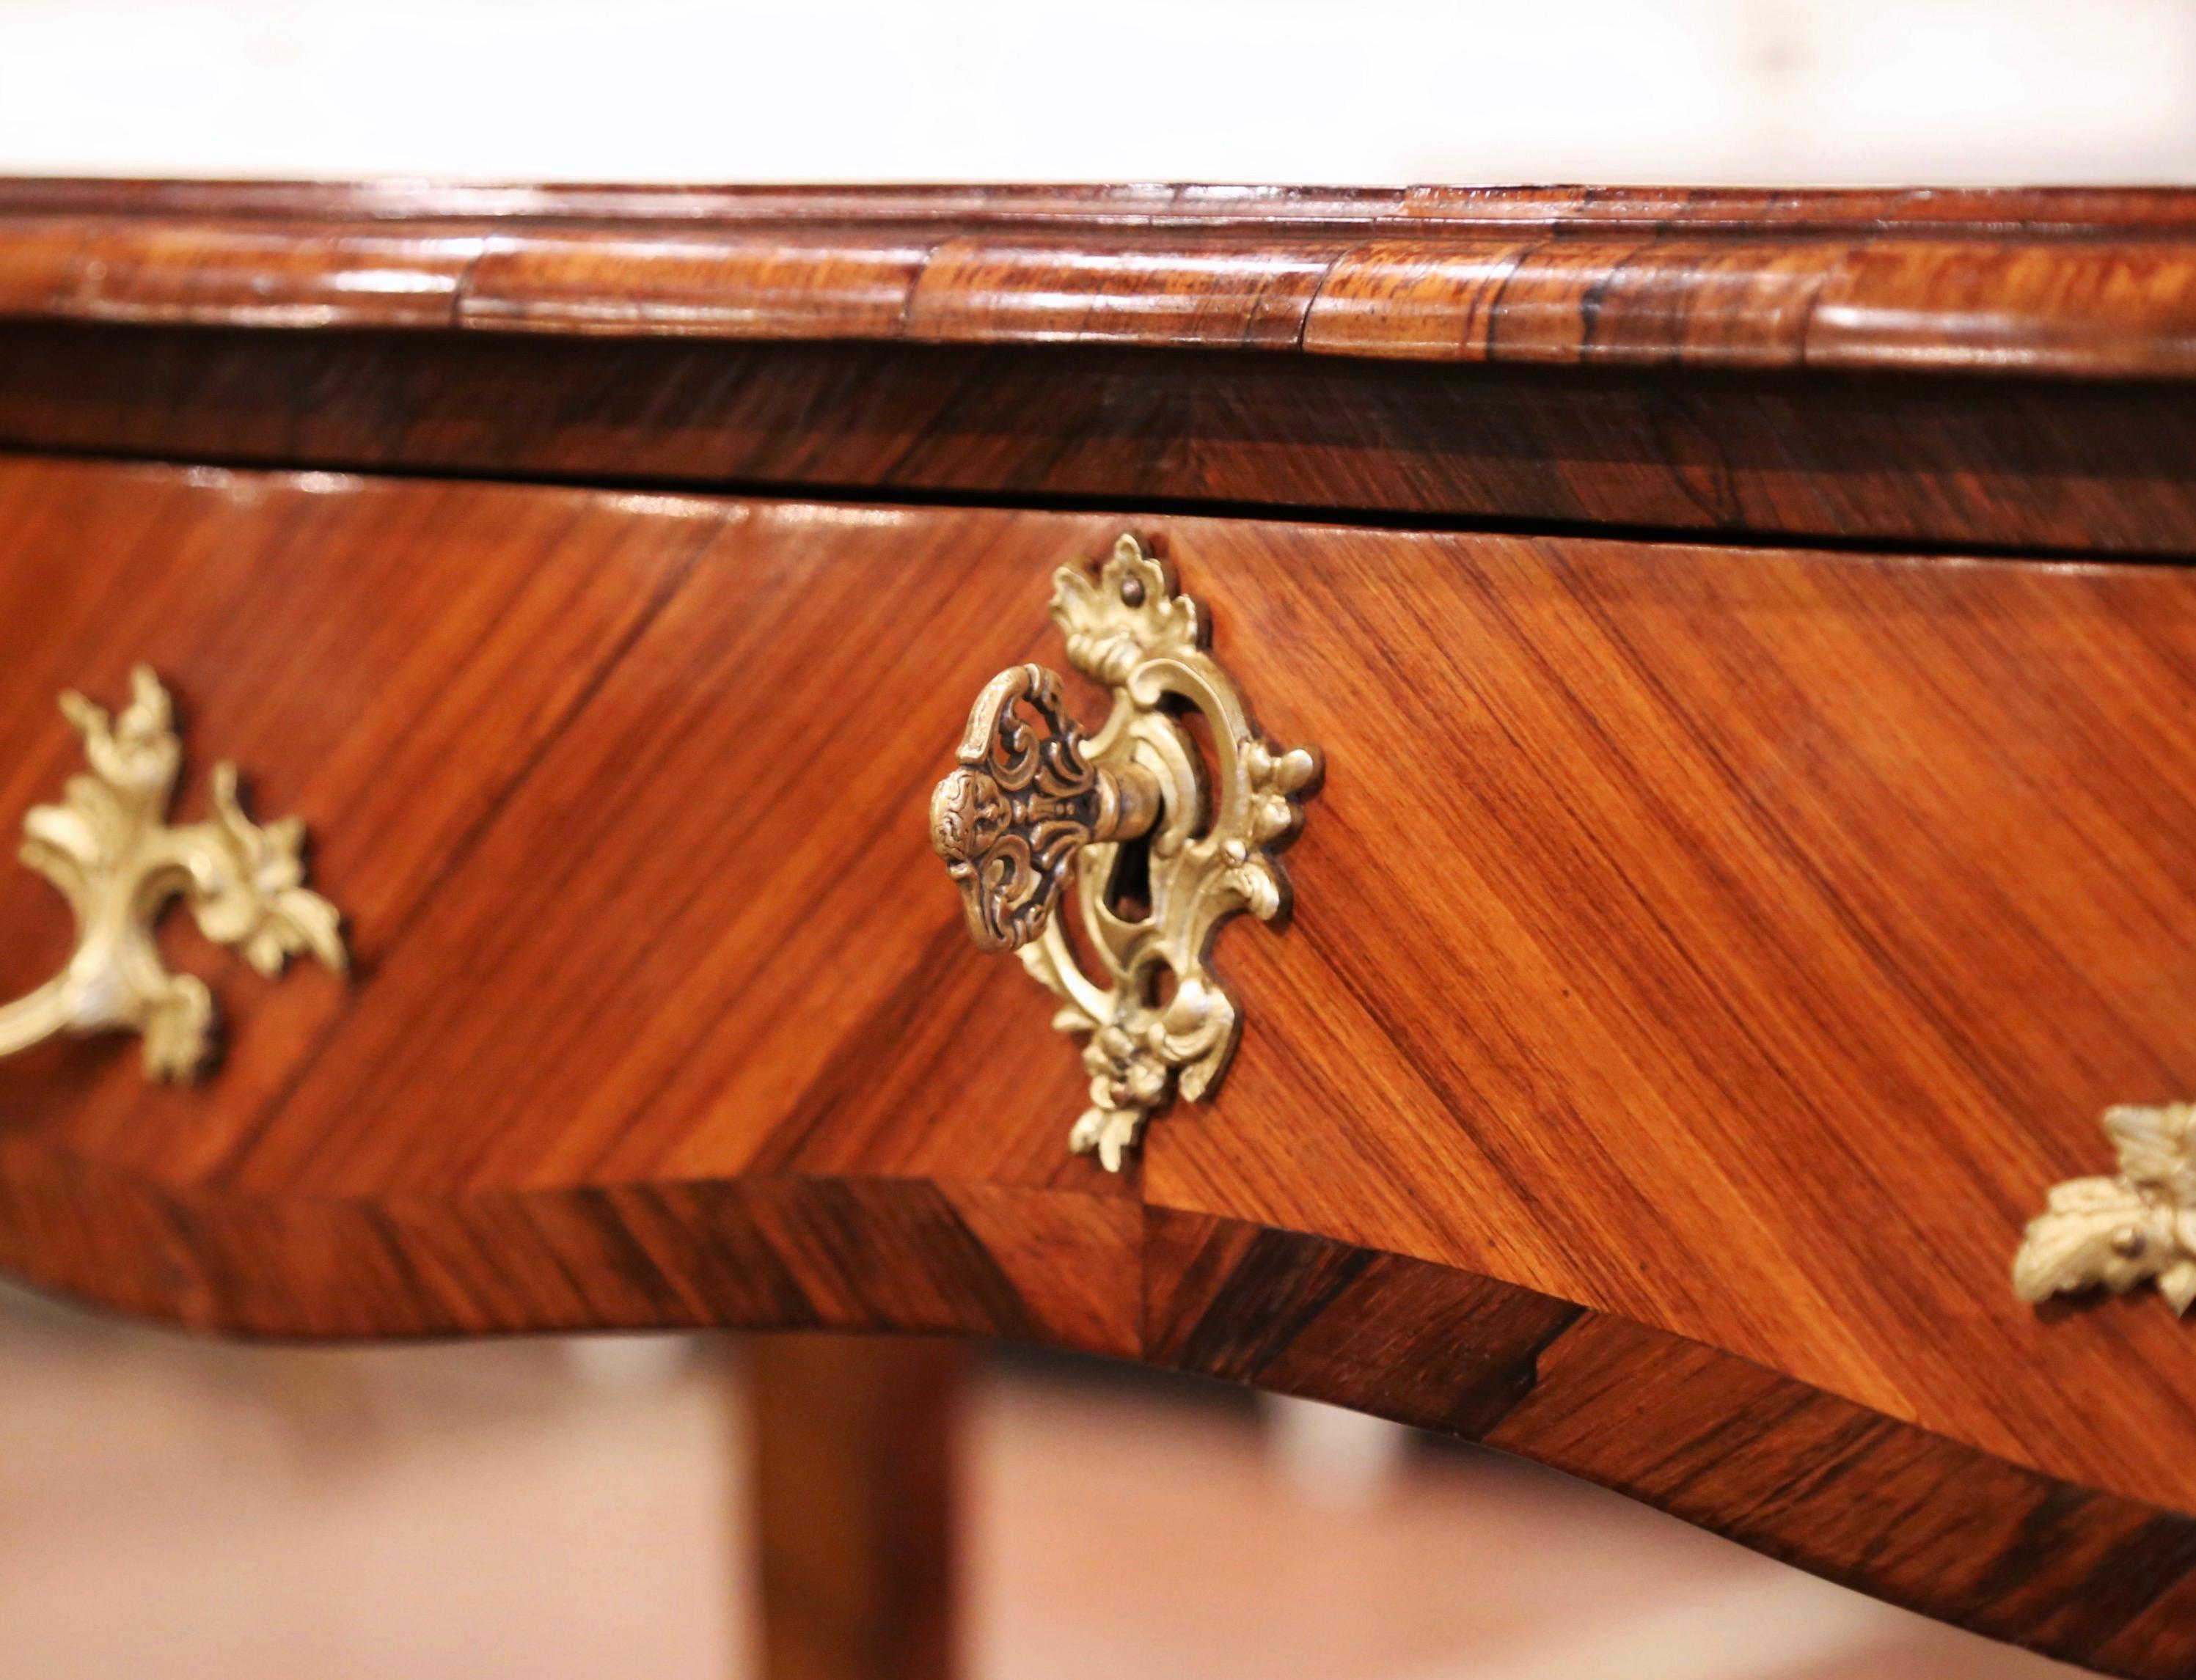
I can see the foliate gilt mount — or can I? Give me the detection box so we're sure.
[0,667,346,1082]
[2014,1103,2196,1316]
[930,535,1320,1170]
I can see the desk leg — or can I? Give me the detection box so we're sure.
[747,1335,965,1680]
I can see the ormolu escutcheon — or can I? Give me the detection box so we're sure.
[929,535,1320,1170]
[930,664,1160,953]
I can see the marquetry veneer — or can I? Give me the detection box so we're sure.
[4,181,2196,1678]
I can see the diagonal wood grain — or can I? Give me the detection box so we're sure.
[6,456,2196,1670]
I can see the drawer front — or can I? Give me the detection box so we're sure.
[4,454,2196,1663]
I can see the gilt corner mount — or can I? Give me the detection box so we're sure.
[930,534,1320,1170]
[0,666,346,1082]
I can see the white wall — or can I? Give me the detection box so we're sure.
[0,0,2191,184]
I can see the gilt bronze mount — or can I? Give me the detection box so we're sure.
[2016,1102,2196,1316]
[0,667,345,1082]
[930,535,1320,1169]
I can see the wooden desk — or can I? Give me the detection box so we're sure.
[1,180,2195,1678]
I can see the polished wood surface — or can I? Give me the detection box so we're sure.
[749,1336,963,1680]
[4,183,2196,560]
[13,328,2196,562]
[4,180,2196,373]
[3,455,2196,1670]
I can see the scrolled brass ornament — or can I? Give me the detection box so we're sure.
[932,664,1162,954]
[0,666,346,1082]
[929,535,1320,1170]
[2013,1102,2196,1315]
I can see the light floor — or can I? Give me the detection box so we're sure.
[0,1283,2071,1680]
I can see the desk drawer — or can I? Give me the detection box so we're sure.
[3,454,2194,1668]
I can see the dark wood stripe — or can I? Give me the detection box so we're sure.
[9,329,2196,560]
[0,1140,2179,1673]
[1143,1208,2196,1676]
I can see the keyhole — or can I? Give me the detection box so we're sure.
[1104,837,1153,923]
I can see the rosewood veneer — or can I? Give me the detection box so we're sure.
[2,180,2196,1677]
